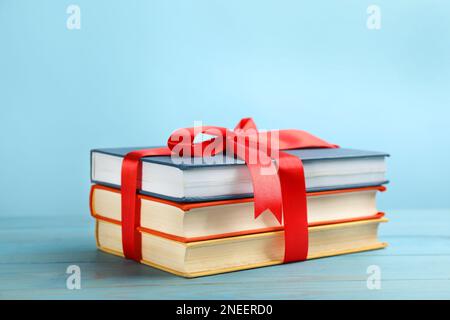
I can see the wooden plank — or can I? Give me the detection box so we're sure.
[1,209,450,299]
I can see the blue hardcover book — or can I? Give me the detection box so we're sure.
[91,147,389,202]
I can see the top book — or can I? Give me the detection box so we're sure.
[91,147,389,202]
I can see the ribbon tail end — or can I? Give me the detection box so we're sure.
[254,205,283,225]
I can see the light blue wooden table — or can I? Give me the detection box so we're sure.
[1,209,449,299]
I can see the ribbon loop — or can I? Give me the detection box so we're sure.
[234,117,258,131]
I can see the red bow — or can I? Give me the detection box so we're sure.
[121,118,338,263]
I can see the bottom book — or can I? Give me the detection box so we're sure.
[95,218,388,278]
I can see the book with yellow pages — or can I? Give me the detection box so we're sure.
[95,217,387,278]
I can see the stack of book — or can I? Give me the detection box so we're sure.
[90,147,389,277]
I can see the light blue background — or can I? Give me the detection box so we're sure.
[1,0,449,217]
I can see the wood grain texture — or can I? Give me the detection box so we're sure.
[1,209,450,299]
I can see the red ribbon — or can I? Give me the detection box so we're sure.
[121,118,337,263]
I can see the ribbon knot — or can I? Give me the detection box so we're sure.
[120,118,338,263]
